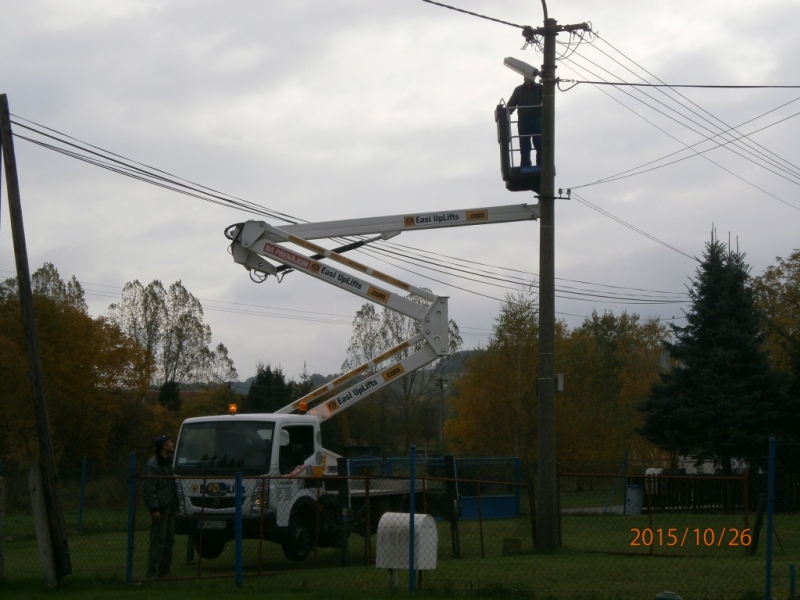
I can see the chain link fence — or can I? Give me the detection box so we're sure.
[1,450,797,599]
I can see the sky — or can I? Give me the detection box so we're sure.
[1,0,799,383]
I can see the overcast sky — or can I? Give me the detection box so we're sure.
[2,0,798,382]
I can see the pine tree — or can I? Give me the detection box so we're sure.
[638,233,785,473]
[244,363,291,413]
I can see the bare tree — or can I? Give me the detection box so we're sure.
[342,291,461,453]
[108,280,237,387]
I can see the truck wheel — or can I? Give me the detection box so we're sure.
[282,510,315,561]
[196,534,226,559]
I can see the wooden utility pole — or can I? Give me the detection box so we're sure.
[526,12,590,551]
[0,93,72,583]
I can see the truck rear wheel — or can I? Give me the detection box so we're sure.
[282,510,315,561]
[196,534,226,559]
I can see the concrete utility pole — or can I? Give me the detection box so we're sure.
[525,11,590,552]
[0,94,72,583]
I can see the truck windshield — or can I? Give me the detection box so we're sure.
[174,421,275,475]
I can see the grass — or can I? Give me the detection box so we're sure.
[2,504,797,600]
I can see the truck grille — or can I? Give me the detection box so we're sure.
[190,496,238,510]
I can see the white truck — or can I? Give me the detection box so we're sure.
[172,204,540,560]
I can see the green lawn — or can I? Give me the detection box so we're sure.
[2,507,797,600]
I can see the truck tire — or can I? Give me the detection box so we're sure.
[196,534,226,559]
[282,509,315,561]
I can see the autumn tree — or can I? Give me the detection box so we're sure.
[448,291,539,465]
[339,293,462,454]
[557,311,668,471]
[638,235,786,473]
[753,249,800,467]
[448,291,668,472]
[753,249,800,373]
[179,384,241,420]
[0,264,170,467]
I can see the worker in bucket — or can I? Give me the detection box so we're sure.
[507,69,543,168]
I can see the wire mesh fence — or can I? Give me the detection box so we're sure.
[1,453,798,599]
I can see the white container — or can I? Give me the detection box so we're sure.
[375,512,438,570]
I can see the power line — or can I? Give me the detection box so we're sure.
[567,81,800,89]
[562,53,800,183]
[591,34,800,178]
[582,35,800,181]
[420,0,524,29]
[8,116,690,309]
[380,241,688,296]
[569,192,699,263]
[558,59,800,211]
[366,240,688,302]
[569,97,800,189]
[560,37,800,213]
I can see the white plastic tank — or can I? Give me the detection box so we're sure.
[375,512,438,570]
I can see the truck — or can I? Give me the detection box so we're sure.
[172,203,540,560]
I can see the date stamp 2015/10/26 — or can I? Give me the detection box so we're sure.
[630,527,751,548]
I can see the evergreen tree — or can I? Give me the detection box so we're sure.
[158,380,181,412]
[638,234,785,473]
[244,363,291,413]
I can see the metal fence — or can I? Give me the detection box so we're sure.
[1,448,797,599]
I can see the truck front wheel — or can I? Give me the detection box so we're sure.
[282,510,315,561]
[196,534,226,559]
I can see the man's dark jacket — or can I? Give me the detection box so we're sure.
[507,82,543,119]
[143,454,177,515]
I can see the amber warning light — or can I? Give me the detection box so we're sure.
[228,403,237,415]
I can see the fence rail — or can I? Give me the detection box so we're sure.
[1,454,797,599]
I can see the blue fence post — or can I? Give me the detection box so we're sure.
[235,471,243,588]
[765,437,776,600]
[125,451,136,584]
[408,445,416,594]
[77,455,87,534]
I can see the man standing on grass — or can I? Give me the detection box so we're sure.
[143,434,177,579]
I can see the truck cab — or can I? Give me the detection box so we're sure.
[173,412,333,560]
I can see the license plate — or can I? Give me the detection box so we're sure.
[198,520,226,530]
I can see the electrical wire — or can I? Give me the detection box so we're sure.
[592,34,800,178]
[569,193,699,262]
[361,239,688,302]
[569,97,800,189]
[559,41,800,213]
[561,55,800,185]
[567,81,800,89]
[575,36,800,181]
[7,117,690,313]
[556,59,800,212]
[419,0,525,29]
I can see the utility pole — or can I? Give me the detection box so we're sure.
[524,12,590,552]
[0,94,72,583]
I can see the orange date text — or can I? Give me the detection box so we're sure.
[629,527,751,548]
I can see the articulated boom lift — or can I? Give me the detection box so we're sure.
[225,203,539,421]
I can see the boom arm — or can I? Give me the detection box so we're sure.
[226,203,538,419]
